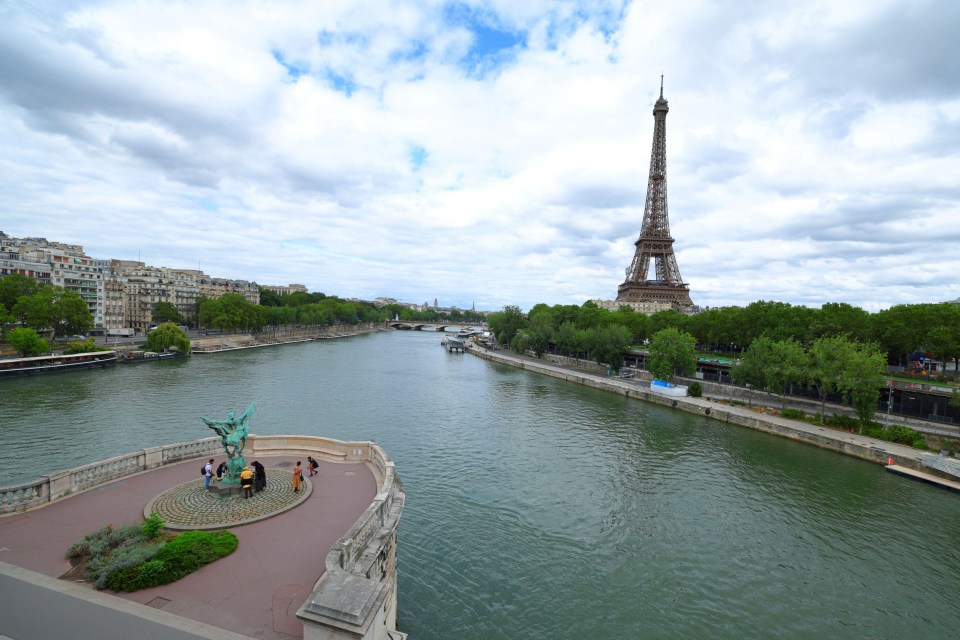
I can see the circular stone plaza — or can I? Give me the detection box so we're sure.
[0,435,406,640]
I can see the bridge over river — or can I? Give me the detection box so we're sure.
[388,321,486,332]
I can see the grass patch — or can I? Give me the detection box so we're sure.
[66,513,238,591]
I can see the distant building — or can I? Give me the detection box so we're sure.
[591,298,672,315]
[261,283,308,297]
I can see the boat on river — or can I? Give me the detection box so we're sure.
[441,335,465,352]
[119,349,189,364]
[0,350,118,378]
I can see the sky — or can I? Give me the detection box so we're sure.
[1,0,958,313]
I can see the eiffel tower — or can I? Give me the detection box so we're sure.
[617,78,693,310]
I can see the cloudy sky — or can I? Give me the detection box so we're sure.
[1,0,958,312]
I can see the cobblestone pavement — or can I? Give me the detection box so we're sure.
[146,470,312,530]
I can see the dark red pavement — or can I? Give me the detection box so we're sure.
[0,456,377,640]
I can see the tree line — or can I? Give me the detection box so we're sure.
[488,299,960,372]
[487,299,960,429]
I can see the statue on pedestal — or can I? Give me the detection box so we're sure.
[202,402,256,484]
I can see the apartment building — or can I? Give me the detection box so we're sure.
[0,233,104,326]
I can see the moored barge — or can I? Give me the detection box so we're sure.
[0,350,118,378]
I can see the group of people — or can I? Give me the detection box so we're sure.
[239,461,267,498]
[204,456,320,498]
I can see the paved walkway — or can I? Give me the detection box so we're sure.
[0,455,377,640]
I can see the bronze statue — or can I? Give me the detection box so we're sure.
[201,402,255,484]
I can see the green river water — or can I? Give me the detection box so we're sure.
[2,330,959,639]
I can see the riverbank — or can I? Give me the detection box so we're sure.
[190,323,386,354]
[467,343,960,487]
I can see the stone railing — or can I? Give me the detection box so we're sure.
[296,441,406,640]
[0,436,219,515]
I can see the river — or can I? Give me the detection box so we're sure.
[2,330,959,639]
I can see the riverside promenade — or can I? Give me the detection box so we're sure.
[0,437,405,640]
[468,343,960,486]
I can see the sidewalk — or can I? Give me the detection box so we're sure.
[0,455,377,640]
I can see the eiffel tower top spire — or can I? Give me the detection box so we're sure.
[616,78,693,311]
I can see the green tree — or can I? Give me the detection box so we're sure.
[555,321,584,358]
[0,274,42,313]
[808,335,855,418]
[526,311,553,358]
[731,336,777,400]
[768,339,808,407]
[7,327,49,356]
[258,287,284,307]
[145,323,191,353]
[840,341,887,430]
[12,286,93,341]
[510,329,530,355]
[151,301,184,325]
[487,305,527,347]
[647,327,697,382]
[586,324,632,372]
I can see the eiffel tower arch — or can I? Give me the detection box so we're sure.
[617,79,693,311]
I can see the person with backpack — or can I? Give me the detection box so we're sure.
[204,458,214,490]
[307,456,319,477]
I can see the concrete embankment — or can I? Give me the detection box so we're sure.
[191,323,385,354]
[468,344,937,474]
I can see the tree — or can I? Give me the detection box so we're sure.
[0,274,42,313]
[152,301,184,325]
[808,335,854,418]
[732,336,776,392]
[840,341,887,430]
[555,321,584,358]
[146,323,191,353]
[768,339,808,407]
[586,324,632,372]
[7,327,49,357]
[258,287,284,307]
[487,305,527,346]
[733,337,808,408]
[647,327,697,382]
[12,286,93,341]
[526,311,553,358]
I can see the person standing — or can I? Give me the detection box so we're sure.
[292,461,302,493]
[240,466,254,498]
[307,456,319,477]
[253,460,266,492]
[216,461,227,481]
[204,459,214,490]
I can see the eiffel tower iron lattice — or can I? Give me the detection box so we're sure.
[617,79,693,310]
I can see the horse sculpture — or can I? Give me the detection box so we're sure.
[201,401,256,484]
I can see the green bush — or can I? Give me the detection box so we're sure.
[688,381,702,398]
[104,530,238,591]
[68,518,236,592]
[141,512,165,540]
[782,408,805,420]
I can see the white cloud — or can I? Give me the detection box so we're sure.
[1,0,958,313]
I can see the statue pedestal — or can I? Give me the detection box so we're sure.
[209,482,245,498]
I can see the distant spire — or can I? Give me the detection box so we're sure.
[660,73,664,99]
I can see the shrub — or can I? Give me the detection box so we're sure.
[104,530,238,591]
[688,382,702,398]
[68,517,235,592]
[142,512,165,540]
[782,408,805,420]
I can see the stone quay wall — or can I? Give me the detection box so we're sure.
[0,435,406,640]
